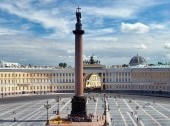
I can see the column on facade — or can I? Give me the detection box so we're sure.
[65,73,67,83]
[105,73,107,83]
[63,73,66,83]
[118,73,119,83]
[62,73,64,83]
[124,73,125,82]
[70,73,72,83]
[113,73,115,82]
[107,73,109,83]
[108,73,109,83]
[101,73,103,83]
[73,73,75,83]
[58,74,60,83]
[63,73,65,83]
[71,73,73,83]
[66,73,70,83]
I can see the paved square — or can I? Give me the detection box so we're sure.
[0,94,170,126]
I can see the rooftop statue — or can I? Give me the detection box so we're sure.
[83,55,101,65]
[76,6,81,23]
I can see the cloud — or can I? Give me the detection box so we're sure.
[0,28,21,35]
[134,44,147,49]
[86,28,115,37]
[0,1,72,36]
[164,43,170,49]
[86,37,118,42]
[0,0,170,66]
[0,35,75,66]
[83,7,135,18]
[121,22,149,34]
[150,24,166,30]
[67,50,74,54]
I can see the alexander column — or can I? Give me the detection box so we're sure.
[70,7,87,119]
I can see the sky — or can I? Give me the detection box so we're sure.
[0,0,170,66]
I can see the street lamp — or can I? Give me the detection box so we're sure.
[103,94,106,116]
[1,87,3,98]
[55,96,60,115]
[44,101,51,125]
[12,111,16,122]
[103,94,109,126]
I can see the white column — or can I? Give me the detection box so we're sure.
[101,73,103,83]
[124,73,125,82]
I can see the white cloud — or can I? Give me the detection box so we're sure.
[134,44,147,49]
[164,43,170,49]
[83,7,134,18]
[86,28,115,37]
[0,1,72,35]
[150,24,166,30]
[67,50,74,54]
[121,22,149,34]
[0,0,170,66]
[0,28,21,35]
[165,54,170,59]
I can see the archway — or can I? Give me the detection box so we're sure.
[83,74,101,93]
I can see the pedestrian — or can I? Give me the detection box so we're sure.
[14,117,16,122]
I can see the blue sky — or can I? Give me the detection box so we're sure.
[0,0,170,66]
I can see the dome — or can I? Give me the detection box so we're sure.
[129,54,147,66]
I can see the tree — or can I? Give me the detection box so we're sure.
[122,64,128,67]
[58,63,67,68]
[59,63,64,68]
[63,63,67,68]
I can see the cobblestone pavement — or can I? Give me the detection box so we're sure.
[0,94,170,126]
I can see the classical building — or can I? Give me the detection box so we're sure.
[129,54,147,67]
[0,55,170,98]
[0,60,20,68]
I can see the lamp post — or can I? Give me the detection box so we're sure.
[103,94,106,116]
[1,87,3,98]
[12,111,16,122]
[103,94,109,126]
[56,96,60,115]
[44,101,51,125]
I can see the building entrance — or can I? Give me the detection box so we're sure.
[84,74,101,92]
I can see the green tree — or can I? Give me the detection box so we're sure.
[63,63,67,68]
[59,63,67,68]
[59,63,64,68]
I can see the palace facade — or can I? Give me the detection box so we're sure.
[0,55,170,97]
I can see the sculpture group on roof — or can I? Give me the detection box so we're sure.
[83,55,100,65]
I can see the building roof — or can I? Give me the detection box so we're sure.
[129,54,147,67]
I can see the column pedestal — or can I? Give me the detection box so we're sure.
[70,96,87,118]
